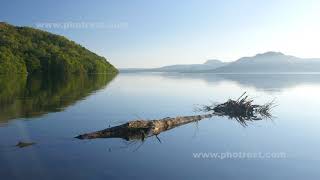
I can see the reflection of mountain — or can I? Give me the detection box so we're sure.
[160,73,320,92]
[0,73,116,123]
[217,74,320,91]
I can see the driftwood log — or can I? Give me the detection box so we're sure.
[76,114,213,141]
[76,93,274,141]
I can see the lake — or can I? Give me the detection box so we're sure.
[1,72,320,180]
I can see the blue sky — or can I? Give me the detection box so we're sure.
[1,0,320,68]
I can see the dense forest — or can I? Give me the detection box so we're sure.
[0,22,118,74]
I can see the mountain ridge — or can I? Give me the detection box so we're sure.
[120,59,227,73]
[121,51,320,73]
[212,51,320,73]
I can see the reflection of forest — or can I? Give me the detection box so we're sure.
[0,73,116,122]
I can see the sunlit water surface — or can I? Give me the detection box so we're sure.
[1,73,320,180]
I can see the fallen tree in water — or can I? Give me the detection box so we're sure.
[76,93,274,141]
[76,114,214,141]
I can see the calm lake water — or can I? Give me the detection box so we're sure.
[1,73,320,180]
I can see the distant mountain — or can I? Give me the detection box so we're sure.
[120,59,227,73]
[121,51,320,73]
[211,52,320,73]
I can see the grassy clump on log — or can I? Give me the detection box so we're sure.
[199,92,275,126]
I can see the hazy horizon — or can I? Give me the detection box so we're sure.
[2,0,320,68]
[121,51,320,69]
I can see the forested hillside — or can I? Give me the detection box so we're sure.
[0,22,118,74]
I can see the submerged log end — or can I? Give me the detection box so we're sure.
[75,134,86,139]
[16,141,36,148]
[75,134,97,139]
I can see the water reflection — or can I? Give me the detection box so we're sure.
[161,73,320,92]
[0,73,116,123]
